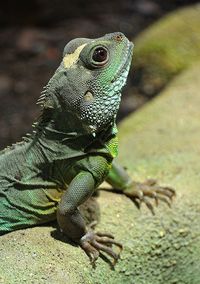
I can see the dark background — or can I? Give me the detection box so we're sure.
[0,0,198,148]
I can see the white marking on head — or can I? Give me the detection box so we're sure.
[63,44,86,68]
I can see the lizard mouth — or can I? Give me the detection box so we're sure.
[111,42,134,84]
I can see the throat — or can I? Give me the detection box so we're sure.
[28,108,90,161]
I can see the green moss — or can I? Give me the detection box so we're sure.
[132,4,200,97]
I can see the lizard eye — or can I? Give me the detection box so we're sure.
[92,47,108,66]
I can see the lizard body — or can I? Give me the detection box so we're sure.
[0,33,175,263]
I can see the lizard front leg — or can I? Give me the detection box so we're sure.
[106,161,175,215]
[57,171,122,264]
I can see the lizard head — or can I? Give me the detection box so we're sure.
[56,32,134,134]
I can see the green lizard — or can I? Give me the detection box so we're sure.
[0,32,175,263]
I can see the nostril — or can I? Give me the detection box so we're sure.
[114,33,123,42]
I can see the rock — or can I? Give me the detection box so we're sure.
[131,4,200,98]
[1,63,200,283]
[118,63,200,282]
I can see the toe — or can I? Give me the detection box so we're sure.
[156,194,171,207]
[142,196,155,215]
[96,232,115,239]
[96,236,123,250]
[154,186,175,199]
[80,240,99,263]
[92,240,120,261]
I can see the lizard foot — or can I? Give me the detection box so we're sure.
[80,231,122,265]
[124,179,176,215]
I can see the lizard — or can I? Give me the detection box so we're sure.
[0,32,175,264]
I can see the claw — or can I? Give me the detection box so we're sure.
[80,240,99,262]
[142,196,155,215]
[156,194,171,207]
[144,179,157,186]
[96,232,114,239]
[93,240,119,260]
[96,236,123,250]
[80,231,122,265]
[88,221,98,230]
[164,186,176,195]
[124,180,175,214]
[153,186,175,199]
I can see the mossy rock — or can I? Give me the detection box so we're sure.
[1,63,200,283]
[117,62,200,283]
[131,4,200,98]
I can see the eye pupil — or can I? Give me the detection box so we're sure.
[92,47,107,63]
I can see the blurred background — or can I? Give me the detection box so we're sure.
[0,0,199,149]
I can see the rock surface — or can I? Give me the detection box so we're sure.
[1,60,200,283]
[127,4,200,99]
[121,4,200,117]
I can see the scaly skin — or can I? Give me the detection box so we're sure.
[0,33,175,264]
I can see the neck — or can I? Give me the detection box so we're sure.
[27,106,87,158]
[27,101,115,164]
[21,70,116,166]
